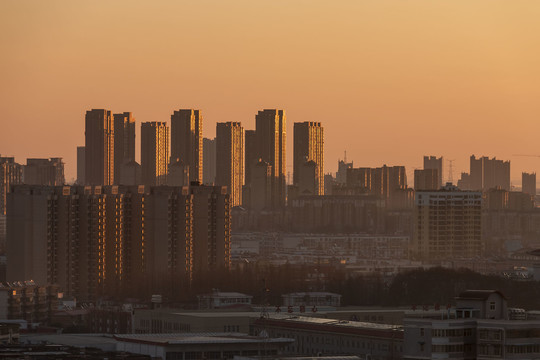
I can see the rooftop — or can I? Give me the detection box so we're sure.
[114,332,293,346]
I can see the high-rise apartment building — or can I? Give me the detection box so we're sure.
[0,156,22,216]
[141,122,169,186]
[113,112,136,183]
[255,109,286,208]
[414,168,439,191]
[336,159,353,184]
[293,122,324,195]
[347,165,407,200]
[23,158,64,186]
[423,156,443,188]
[522,172,536,197]
[216,122,244,207]
[77,146,85,185]
[190,184,231,272]
[7,184,230,301]
[470,155,510,191]
[414,184,482,260]
[85,109,114,185]
[244,130,258,186]
[203,137,216,185]
[170,109,203,183]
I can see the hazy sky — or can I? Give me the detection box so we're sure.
[2,1,540,185]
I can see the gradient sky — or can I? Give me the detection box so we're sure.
[2,1,540,185]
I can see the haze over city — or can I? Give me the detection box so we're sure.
[2,1,540,182]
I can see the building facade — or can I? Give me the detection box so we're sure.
[216,122,244,207]
[6,184,230,301]
[414,168,438,191]
[85,109,114,186]
[293,121,324,195]
[255,109,286,208]
[0,156,22,215]
[522,172,536,197]
[413,184,482,260]
[23,158,64,186]
[202,137,216,185]
[470,155,511,191]
[113,112,136,184]
[423,156,443,189]
[170,109,203,183]
[141,122,169,186]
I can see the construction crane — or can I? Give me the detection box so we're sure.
[513,154,540,158]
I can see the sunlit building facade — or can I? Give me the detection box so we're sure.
[85,109,114,185]
[141,122,169,186]
[293,121,324,196]
[216,122,244,206]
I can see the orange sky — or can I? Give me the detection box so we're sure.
[1,1,540,185]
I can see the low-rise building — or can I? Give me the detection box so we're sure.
[197,291,253,310]
[404,290,540,359]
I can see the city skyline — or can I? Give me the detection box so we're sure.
[2,1,540,182]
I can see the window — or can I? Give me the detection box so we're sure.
[490,301,496,310]
[420,328,425,336]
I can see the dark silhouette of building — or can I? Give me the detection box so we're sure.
[141,122,169,186]
[244,130,257,186]
[414,168,438,191]
[113,112,136,184]
[23,158,64,186]
[76,146,85,184]
[0,156,22,215]
[202,137,216,184]
[85,109,114,185]
[522,172,536,197]
[170,109,203,183]
[293,122,324,195]
[423,155,443,188]
[470,155,510,191]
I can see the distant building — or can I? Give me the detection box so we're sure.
[197,290,253,310]
[457,172,471,190]
[293,121,324,195]
[470,155,511,191]
[119,160,141,185]
[347,165,407,201]
[413,184,482,260]
[423,156,443,188]
[282,292,341,307]
[141,122,169,186]
[23,158,64,186]
[485,187,534,211]
[243,159,272,211]
[414,168,438,191]
[216,122,244,207]
[336,159,353,184]
[324,173,334,195]
[202,137,216,184]
[256,109,286,208]
[522,172,536,197]
[168,160,189,186]
[170,109,203,183]
[297,159,318,196]
[113,112,136,184]
[0,156,22,215]
[76,146,85,184]
[85,109,114,185]
[244,130,257,186]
